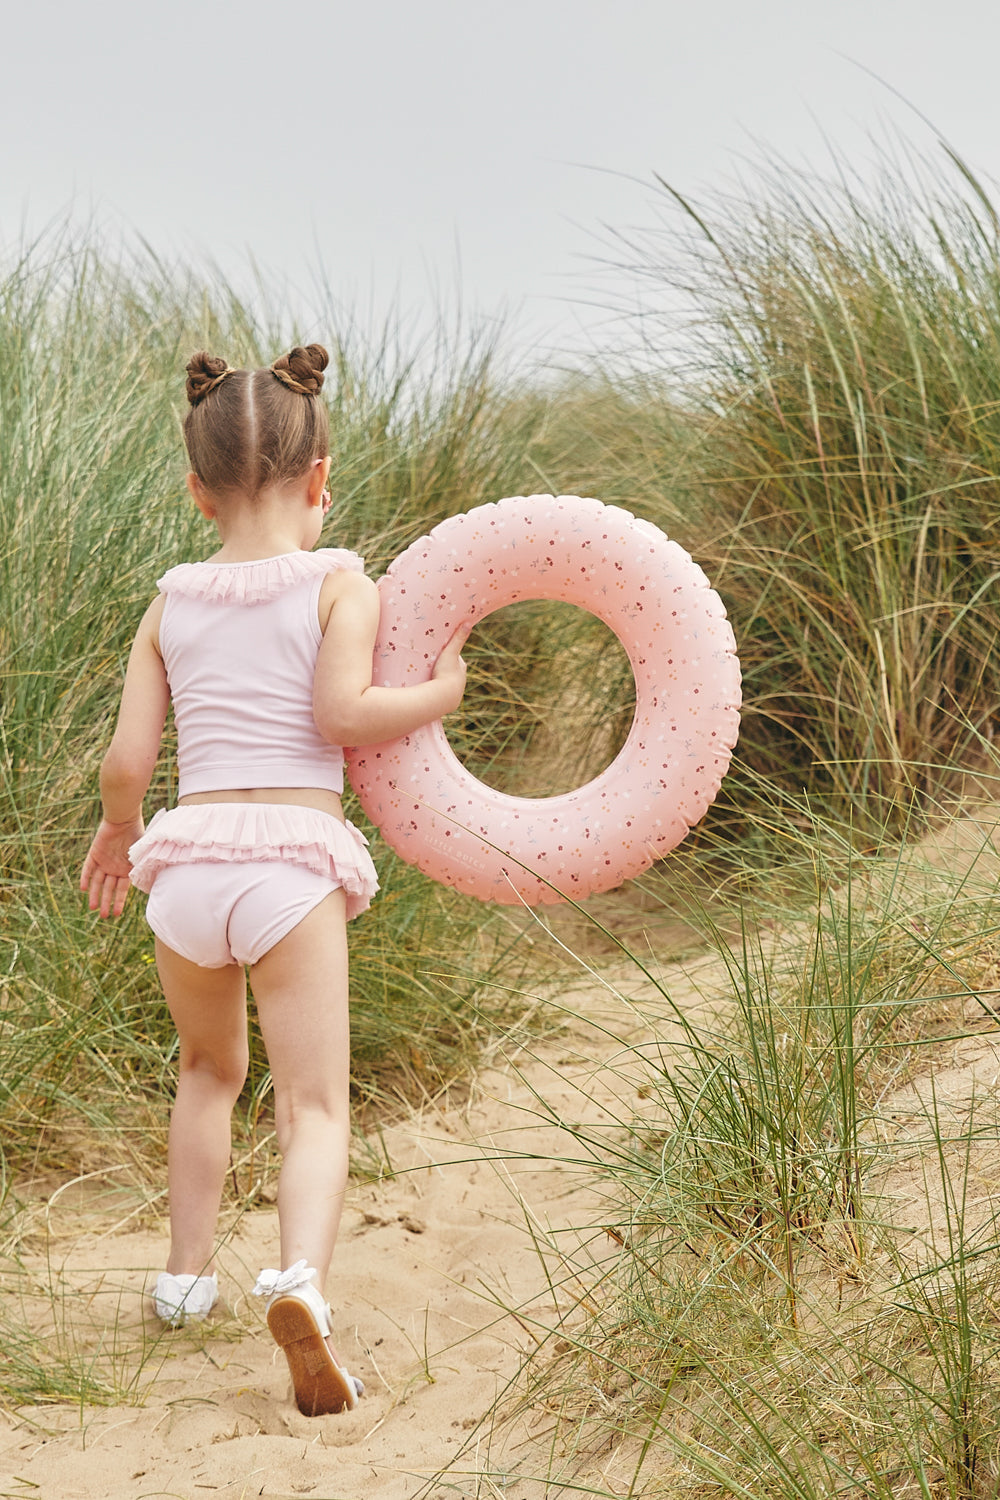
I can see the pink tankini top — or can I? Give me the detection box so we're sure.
[127,548,379,920]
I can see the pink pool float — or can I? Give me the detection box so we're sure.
[345,494,741,905]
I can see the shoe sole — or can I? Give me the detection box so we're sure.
[266,1296,359,1417]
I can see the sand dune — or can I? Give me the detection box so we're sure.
[0,959,704,1499]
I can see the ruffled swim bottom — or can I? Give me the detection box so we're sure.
[129,803,379,923]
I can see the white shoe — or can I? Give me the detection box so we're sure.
[253,1260,364,1416]
[153,1271,219,1328]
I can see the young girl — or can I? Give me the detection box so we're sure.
[80,344,467,1417]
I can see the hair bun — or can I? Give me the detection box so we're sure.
[271,344,328,396]
[186,352,234,406]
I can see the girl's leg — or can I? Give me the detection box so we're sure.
[248,888,350,1290]
[154,940,250,1275]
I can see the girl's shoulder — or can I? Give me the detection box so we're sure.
[156,548,365,607]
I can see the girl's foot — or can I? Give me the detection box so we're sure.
[153,1271,219,1327]
[253,1261,364,1417]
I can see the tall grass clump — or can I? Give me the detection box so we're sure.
[459,797,1000,1498]
[524,145,1000,839]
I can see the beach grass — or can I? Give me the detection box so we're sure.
[520,146,1000,849]
[415,141,1000,1494]
[446,792,1000,1498]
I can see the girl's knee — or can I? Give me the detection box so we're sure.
[273,1094,348,1145]
[179,1046,249,1099]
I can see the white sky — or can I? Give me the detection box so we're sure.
[3,0,999,367]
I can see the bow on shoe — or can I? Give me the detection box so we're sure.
[252,1259,318,1300]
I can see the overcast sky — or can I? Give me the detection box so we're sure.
[3,0,998,367]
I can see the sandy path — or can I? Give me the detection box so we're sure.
[0,955,711,1500]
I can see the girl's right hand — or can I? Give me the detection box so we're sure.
[80,816,144,919]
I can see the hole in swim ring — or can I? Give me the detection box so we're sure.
[446,600,636,798]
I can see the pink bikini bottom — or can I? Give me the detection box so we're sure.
[129,803,379,968]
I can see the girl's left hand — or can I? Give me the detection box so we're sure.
[80,816,144,919]
[431,621,471,710]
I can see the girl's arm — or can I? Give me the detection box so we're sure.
[80,597,170,918]
[313,571,468,747]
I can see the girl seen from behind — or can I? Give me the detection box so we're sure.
[80,344,467,1416]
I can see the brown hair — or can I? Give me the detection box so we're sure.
[183,345,330,499]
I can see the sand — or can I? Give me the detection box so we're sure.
[5,805,998,1499]
[0,954,706,1500]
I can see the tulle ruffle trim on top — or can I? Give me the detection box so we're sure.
[157,548,365,606]
[128,803,379,922]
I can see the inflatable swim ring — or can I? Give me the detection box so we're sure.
[345,494,741,905]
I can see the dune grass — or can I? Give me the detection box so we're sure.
[442,789,1000,1499]
[416,142,1000,1496]
[521,146,1000,848]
